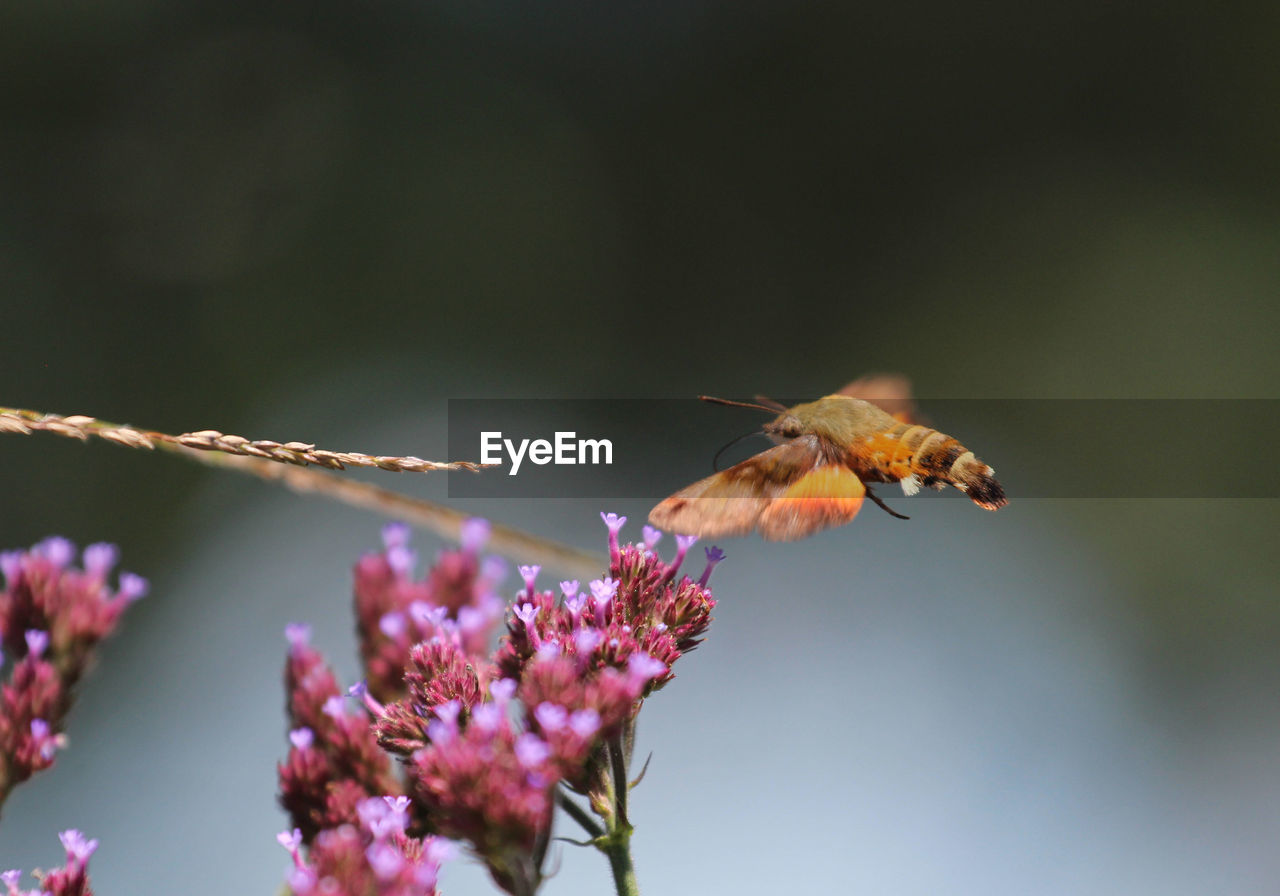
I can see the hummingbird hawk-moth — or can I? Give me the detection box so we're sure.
[648,376,1007,541]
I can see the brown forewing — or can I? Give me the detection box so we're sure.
[649,435,867,540]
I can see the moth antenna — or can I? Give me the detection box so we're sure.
[751,394,789,412]
[864,486,910,520]
[698,395,781,414]
[712,430,769,472]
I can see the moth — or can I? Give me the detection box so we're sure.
[648,376,1007,541]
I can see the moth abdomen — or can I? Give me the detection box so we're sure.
[914,435,1006,511]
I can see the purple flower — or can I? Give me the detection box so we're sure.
[515,732,551,768]
[490,678,518,704]
[460,518,491,553]
[36,536,75,568]
[289,727,315,750]
[518,564,541,596]
[601,512,627,562]
[379,611,407,638]
[642,525,663,550]
[58,829,99,866]
[569,709,601,739]
[699,545,726,586]
[534,703,568,732]
[627,653,668,688]
[82,543,119,579]
[381,522,411,550]
[284,622,311,648]
[24,630,48,658]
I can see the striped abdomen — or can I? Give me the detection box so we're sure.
[850,422,1007,511]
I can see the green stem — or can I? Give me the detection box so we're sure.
[607,733,630,825]
[601,826,640,896]
[557,789,605,839]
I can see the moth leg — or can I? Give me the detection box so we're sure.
[864,486,909,520]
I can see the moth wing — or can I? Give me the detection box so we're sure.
[756,464,866,541]
[649,436,827,538]
[837,373,922,424]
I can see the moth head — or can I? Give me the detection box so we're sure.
[763,413,805,440]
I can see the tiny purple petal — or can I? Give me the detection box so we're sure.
[409,601,448,628]
[37,537,75,568]
[276,828,303,853]
[434,700,462,725]
[58,829,98,864]
[379,611,407,638]
[322,695,348,719]
[386,545,416,577]
[514,602,539,627]
[515,733,551,768]
[289,727,314,750]
[284,622,312,647]
[424,837,458,867]
[480,555,507,584]
[600,512,627,534]
[559,579,580,598]
[384,794,412,816]
[0,870,20,889]
[589,578,619,602]
[698,545,726,586]
[535,641,561,659]
[117,571,149,602]
[456,605,487,634]
[671,533,698,573]
[534,702,568,732]
[627,652,668,684]
[518,564,541,592]
[459,517,490,553]
[30,718,50,738]
[24,630,48,658]
[490,678,517,703]
[426,719,457,744]
[470,702,503,733]
[287,865,317,892]
[381,522,411,550]
[573,628,603,656]
[82,543,118,578]
[569,708,601,739]
[366,841,403,881]
[564,593,588,619]
[348,680,383,715]
[642,525,663,550]
[0,550,22,585]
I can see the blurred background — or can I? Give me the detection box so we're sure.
[1,1,1278,893]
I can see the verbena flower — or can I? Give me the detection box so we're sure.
[0,538,145,811]
[278,625,402,842]
[355,522,505,704]
[278,796,455,896]
[3,828,99,896]
[281,513,721,896]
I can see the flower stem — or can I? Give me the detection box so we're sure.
[601,826,640,896]
[558,790,605,839]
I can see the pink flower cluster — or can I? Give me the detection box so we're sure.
[0,538,146,810]
[2,829,98,896]
[278,796,454,896]
[354,521,505,704]
[279,513,720,896]
[278,624,402,842]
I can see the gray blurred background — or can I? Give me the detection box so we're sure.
[2,1,1278,893]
